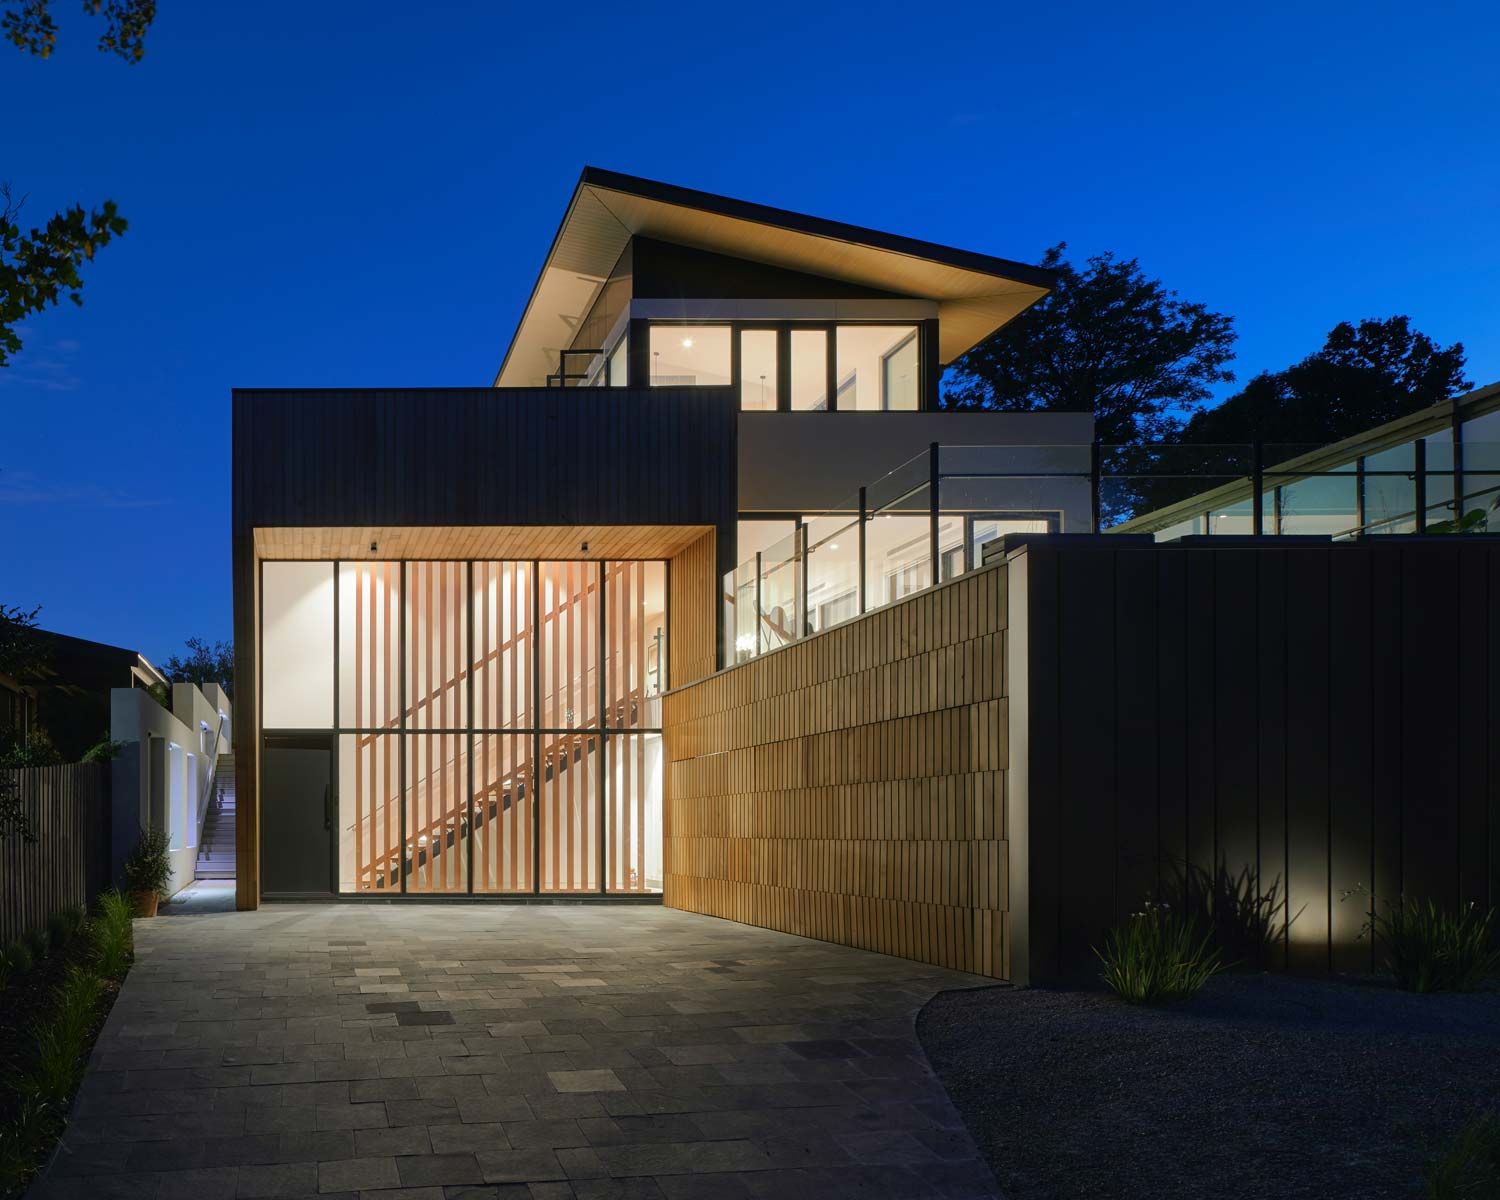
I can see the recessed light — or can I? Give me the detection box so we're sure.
[829,542,840,550]
[681,337,694,348]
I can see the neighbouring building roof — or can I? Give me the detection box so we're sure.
[494,167,1055,388]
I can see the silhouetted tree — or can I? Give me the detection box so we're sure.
[164,637,234,700]
[943,244,1237,445]
[1181,317,1471,449]
[1,0,154,364]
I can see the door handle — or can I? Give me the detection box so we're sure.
[323,783,332,832]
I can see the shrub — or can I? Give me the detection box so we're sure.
[81,738,123,763]
[1375,898,1500,993]
[18,965,104,1106]
[6,939,33,975]
[122,828,172,899]
[1097,901,1225,1004]
[1428,1111,1500,1199]
[22,926,49,962]
[92,890,134,978]
[0,1095,59,1195]
[47,908,81,950]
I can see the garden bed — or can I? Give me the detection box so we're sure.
[917,973,1500,1199]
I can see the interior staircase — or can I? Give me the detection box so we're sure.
[196,754,236,880]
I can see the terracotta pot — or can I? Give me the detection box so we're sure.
[131,890,159,918]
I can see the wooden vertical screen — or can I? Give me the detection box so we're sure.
[404,563,469,893]
[606,561,666,728]
[662,563,1010,977]
[538,562,598,729]
[340,733,399,892]
[472,562,533,729]
[607,733,662,892]
[668,530,716,686]
[540,732,599,892]
[473,732,533,892]
[340,561,399,731]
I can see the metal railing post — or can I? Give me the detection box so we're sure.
[798,522,810,638]
[754,551,763,656]
[1414,438,1427,533]
[928,442,940,584]
[1252,441,1265,536]
[857,486,868,615]
[1089,440,1102,533]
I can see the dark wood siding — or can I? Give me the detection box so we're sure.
[1,764,112,943]
[1012,538,1500,984]
[231,385,737,909]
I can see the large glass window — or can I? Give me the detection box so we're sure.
[607,333,629,386]
[836,326,919,411]
[739,329,778,411]
[649,325,731,386]
[270,559,665,896]
[263,561,334,729]
[790,329,828,410]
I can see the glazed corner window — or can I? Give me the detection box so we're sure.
[836,325,919,411]
[607,333,628,386]
[739,329,778,411]
[648,325,731,386]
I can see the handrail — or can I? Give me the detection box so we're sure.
[196,709,230,849]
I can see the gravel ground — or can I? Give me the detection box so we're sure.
[917,973,1500,1199]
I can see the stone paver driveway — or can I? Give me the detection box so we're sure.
[40,903,1001,1199]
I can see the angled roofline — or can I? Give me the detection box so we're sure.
[494,167,1057,387]
[574,167,1059,291]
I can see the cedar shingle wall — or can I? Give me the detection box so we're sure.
[662,563,1009,978]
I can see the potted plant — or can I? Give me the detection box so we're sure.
[122,828,172,917]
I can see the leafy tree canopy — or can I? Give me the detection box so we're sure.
[943,244,1238,444]
[164,637,234,701]
[1,0,154,364]
[1181,317,1471,449]
[0,601,47,681]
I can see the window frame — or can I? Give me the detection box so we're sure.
[644,319,928,413]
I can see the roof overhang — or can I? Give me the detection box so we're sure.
[495,167,1055,387]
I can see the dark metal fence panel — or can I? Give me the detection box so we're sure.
[1011,538,1500,984]
[0,763,112,945]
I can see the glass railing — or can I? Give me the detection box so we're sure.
[722,435,1500,666]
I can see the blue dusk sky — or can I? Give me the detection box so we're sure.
[2,1,1497,664]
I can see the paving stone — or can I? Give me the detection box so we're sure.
[37,905,999,1199]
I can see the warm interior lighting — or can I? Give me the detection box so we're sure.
[681,337,693,348]
[829,542,840,550]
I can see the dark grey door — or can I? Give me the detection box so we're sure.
[261,735,334,896]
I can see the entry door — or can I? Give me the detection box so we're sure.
[261,734,334,896]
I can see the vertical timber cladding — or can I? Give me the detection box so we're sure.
[662,563,1009,978]
[666,529,717,687]
[1007,537,1500,986]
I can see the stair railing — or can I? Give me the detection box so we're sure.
[196,710,231,852]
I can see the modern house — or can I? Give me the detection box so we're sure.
[233,168,1090,908]
[233,169,1499,985]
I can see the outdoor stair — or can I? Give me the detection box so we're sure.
[196,753,236,880]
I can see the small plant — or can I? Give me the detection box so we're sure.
[22,926,49,962]
[92,890,134,978]
[46,905,84,950]
[0,1094,59,1195]
[122,827,172,911]
[1428,1111,1500,1198]
[6,939,34,975]
[1346,887,1500,993]
[1097,901,1225,1004]
[81,737,123,763]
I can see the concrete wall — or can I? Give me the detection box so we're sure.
[109,683,231,896]
[662,563,1010,977]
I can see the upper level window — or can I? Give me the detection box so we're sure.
[649,325,730,386]
[739,330,778,411]
[836,326,918,410]
[790,329,828,410]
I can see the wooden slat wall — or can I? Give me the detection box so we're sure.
[662,563,1009,978]
[1011,538,1500,984]
[668,530,717,688]
[1,764,112,944]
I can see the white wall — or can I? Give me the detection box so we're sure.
[110,681,232,896]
